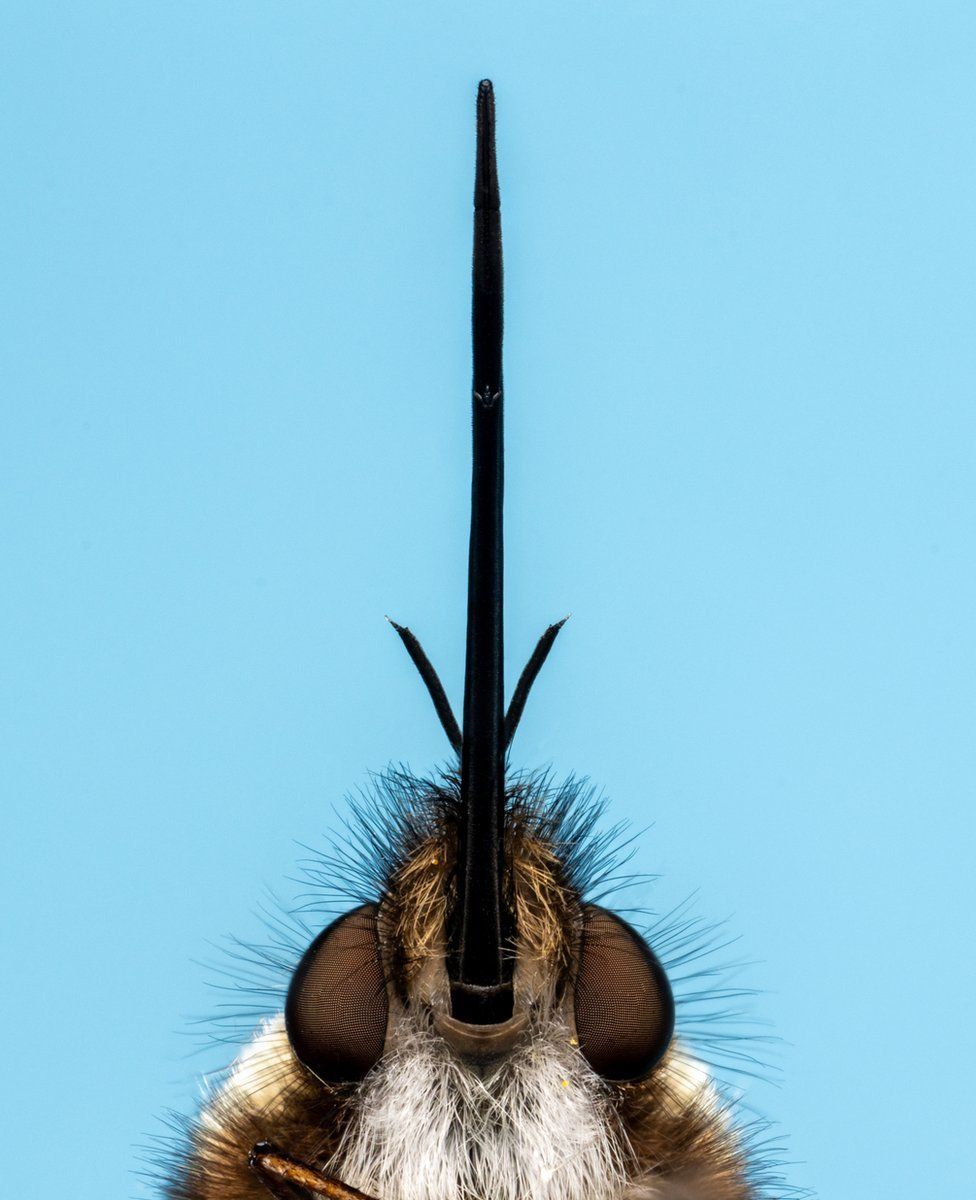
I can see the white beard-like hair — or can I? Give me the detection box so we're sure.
[330,1014,629,1200]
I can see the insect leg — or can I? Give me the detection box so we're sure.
[249,1143,380,1200]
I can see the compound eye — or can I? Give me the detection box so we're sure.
[573,905,675,1081]
[285,904,389,1084]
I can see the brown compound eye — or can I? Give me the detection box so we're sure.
[285,904,389,1084]
[573,905,675,1082]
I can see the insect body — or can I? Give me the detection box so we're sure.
[159,81,789,1200]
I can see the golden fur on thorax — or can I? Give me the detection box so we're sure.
[156,776,776,1200]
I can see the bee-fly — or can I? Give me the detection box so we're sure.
[158,81,792,1200]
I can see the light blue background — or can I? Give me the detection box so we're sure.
[2,3,973,1197]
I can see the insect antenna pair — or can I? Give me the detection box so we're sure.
[385,617,567,761]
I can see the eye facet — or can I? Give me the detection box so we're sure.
[573,905,675,1081]
[285,904,389,1084]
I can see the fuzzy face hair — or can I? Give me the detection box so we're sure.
[152,771,795,1200]
[333,1010,627,1200]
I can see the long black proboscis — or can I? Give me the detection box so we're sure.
[450,79,513,1024]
